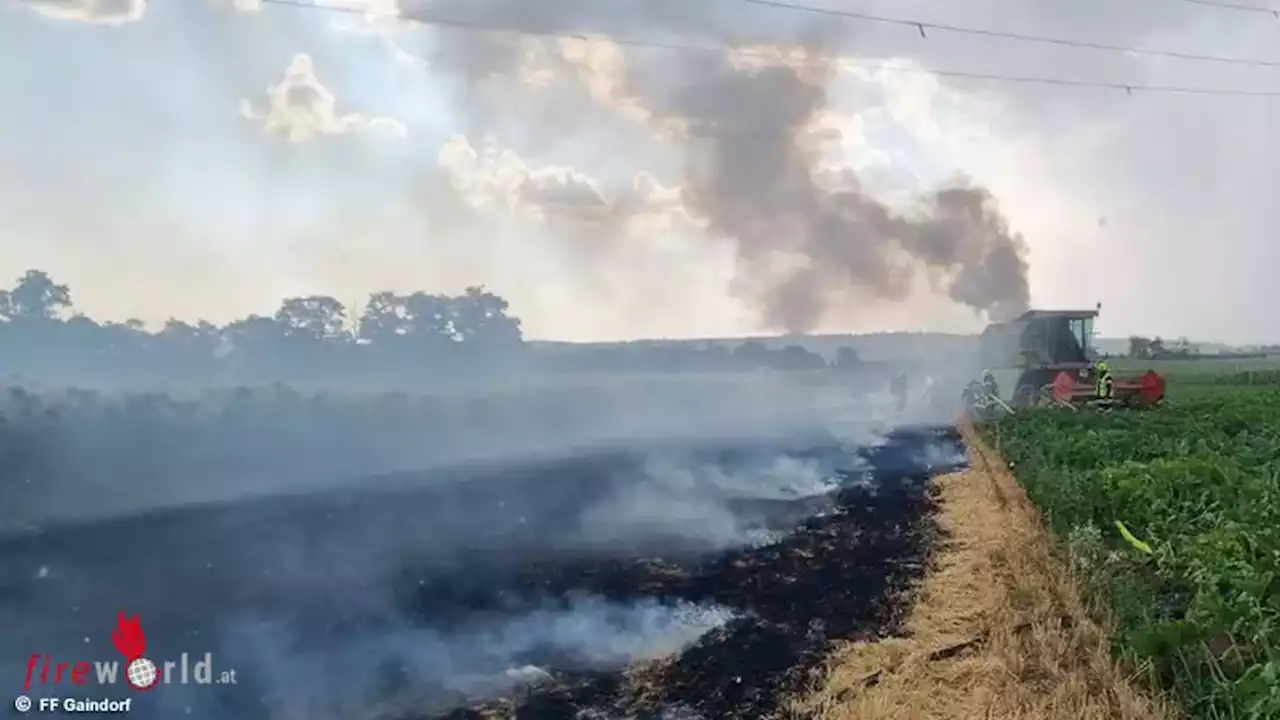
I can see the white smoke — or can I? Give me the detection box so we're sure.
[215,595,735,718]
[574,452,842,551]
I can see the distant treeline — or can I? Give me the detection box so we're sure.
[1127,335,1280,360]
[0,269,866,388]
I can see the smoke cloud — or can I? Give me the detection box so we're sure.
[403,0,1031,330]
[7,0,1279,341]
[32,0,1027,334]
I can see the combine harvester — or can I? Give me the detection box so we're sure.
[964,307,1165,419]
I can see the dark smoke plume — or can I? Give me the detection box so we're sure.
[411,0,1030,330]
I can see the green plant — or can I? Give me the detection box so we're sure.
[984,387,1280,718]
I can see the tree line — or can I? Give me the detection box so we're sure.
[1127,335,1279,360]
[1126,335,1195,359]
[0,270,850,387]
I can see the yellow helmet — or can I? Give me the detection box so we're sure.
[1095,360,1110,372]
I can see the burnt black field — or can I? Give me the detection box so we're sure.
[0,422,966,720]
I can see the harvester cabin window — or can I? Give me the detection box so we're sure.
[1068,317,1093,361]
[1047,318,1090,364]
[1034,319,1073,365]
[1020,322,1044,365]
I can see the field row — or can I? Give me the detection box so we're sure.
[985,385,1280,718]
[0,376,861,528]
[1111,355,1280,385]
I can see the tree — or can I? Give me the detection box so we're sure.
[155,319,223,367]
[357,291,455,347]
[358,288,522,350]
[451,286,522,347]
[733,340,770,370]
[401,292,457,341]
[159,319,221,345]
[1149,336,1167,358]
[5,270,71,320]
[834,347,861,368]
[357,291,412,344]
[222,315,282,356]
[0,268,546,383]
[773,345,825,370]
[95,319,152,369]
[273,296,350,342]
[1128,336,1152,359]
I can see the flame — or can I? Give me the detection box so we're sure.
[111,611,147,660]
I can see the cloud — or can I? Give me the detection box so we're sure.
[437,134,696,234]
[19,0,145,24]
[239,53,407,143]
[214,0,262,12]
[321,0,401,34]
[5,0,1278,342]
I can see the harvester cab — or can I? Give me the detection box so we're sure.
[972,308,1165,410]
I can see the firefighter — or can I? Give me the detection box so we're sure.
[1095,359,1114,406]
[981,369,999,398]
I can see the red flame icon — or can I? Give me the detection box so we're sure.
[111,611,159,691]
[111,611,146,661]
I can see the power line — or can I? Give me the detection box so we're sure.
[256,0,1280,97]
[1164,0,1280,16]
[739,0,1280,68]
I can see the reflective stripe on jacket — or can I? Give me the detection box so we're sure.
[1096,371,1114,398]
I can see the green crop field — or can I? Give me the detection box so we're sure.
[1110,356,1280,387]
[983,379,1280,718]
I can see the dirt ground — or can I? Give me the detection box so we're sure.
[796,422,1174,720]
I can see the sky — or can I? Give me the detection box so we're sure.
[1,0,1277,344]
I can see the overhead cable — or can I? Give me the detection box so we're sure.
[739,0,1280,68]
[257,0,1280,97]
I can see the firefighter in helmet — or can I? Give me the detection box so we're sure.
[981,369,998,398]
[1094,359,1114,405]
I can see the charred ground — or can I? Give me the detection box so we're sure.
[0,423,964,720]
[437,478,942,720]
